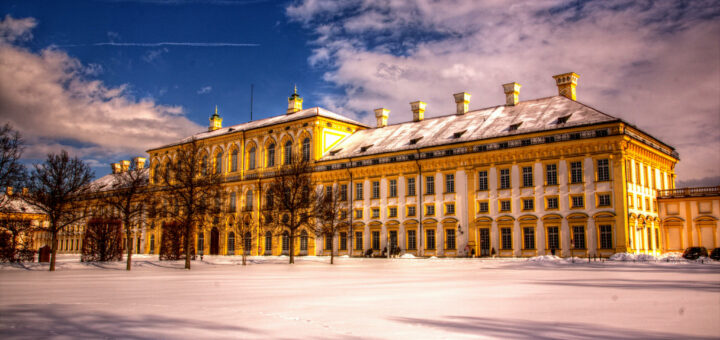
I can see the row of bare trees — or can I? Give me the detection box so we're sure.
[1,122,351,271]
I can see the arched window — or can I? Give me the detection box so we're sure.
[267,144,275,167]
[154,163,161,184]
[302,137,310,162]
[245,190,253,211]
[282,231,290,252]
[265,231,272,253]
[228,232,235,255]
[215,152,222,174]
[202,155,209,176]
[229,192,236,213]
[248,147,256,170]
[231,149,238,172]
[244,232,252,253]
[301,230,308,251]
[198,232,205,253]
[284,140,293,165]
[265,190,273,210]
[150,235,155,254]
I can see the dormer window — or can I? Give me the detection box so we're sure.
[410,136,423,145]
[557,115,571,124]
[329,148,343,156]
[453,130,467,138]
[509,123,522,131]
[360,144,373,152]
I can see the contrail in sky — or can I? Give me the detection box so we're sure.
[59,42,259,47]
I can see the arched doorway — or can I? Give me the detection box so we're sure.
[210,227,220,255]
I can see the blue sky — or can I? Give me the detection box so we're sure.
[0,0,718,185]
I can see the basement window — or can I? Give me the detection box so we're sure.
[509,123,522,131]
[557,115,571,124]
[410,136,424,145]
[453,130,467,139]
[521,139,531,146]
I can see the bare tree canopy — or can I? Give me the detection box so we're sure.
[92,161,148,270]
[266,153,317,264]
[81,218,123,262]
[0,123,25,197]
[151,138,224,269]
[23,150,94,271]
[314,184,350,264]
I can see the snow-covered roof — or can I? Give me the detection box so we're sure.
[89,168,149,192]
[0,194,45,216]
[149,107,368,151]
[320,96,620,160]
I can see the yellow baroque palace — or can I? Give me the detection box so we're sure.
[127,71,681,258]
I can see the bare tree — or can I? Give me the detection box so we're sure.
[152,138,224,270]
[237,212,257,265]
[314,184,350,264]
[81,217,123,262]
[0,215,35,262]
[0,123,25,209]
[266,154,317,264]
[94,161,148,270]
[22,151,94,271]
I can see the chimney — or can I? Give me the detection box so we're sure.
[120,160,131,172]
[502,82,521,106]
[133,157,147,170]
[22,187,28,195]
[552,72,579,100]
[410,101,426,122]
[111,162,121,174]
[374,108,390,128]
[287,85,303,114]
[5,187,12,196]
[453,92,471,115]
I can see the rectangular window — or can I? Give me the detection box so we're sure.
[571,195,584,208]
[597,159,610,181]
[354,209,363,219]
[372,208,380,219]
[636,163,642,184]
[407,178,416,196]
[445,203,455,215]
[426,204,435,216]
[522,198,534,211]
[389,179,397,197]
[355,183,363,200]
[570,161,583,183]
[599,225,613,249]
[501,228,512,249]
[547,226,559,249]
[389,207,397,218]
[445,174,455,193]
[426,229,435,250]
[628,194,634,208]
[478,171,488,191]
[407,206,416,217]
[339,184,348,201]
[229,193,236,213]
[407,230,417,250]
[546,164,558,185]
[340,232,347,250]
[372,231,380,250]
[355,232,363,250]
[598,194,611,207]
[426,176,435,194]
[340,210,347,220]
[478,201,489,213]
[522,166,533,187]
[655,229,659,249]
[523,227,535,249]
[500,200,511,212]
[446,229,456,250]
[324,234,332,250]
[572,226,586,249]
[500,169,511,189]
[372,181,380,199]
[645,198,650,211]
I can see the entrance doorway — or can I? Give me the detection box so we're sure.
[210,227,220,255]
[479,228,490,256]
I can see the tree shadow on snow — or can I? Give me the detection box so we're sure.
[0,304,262,339]
[391,315,715,340]
[501,261,720,275]
[530,278,720,292]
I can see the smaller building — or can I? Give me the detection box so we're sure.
[658,186,720,252]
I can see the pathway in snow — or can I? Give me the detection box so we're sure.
[1,255,718,339]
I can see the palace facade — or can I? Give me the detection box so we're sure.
[136,72,683,258]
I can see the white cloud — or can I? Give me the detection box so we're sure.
[0,15,202,168]
[287,0,720,183]
[142,47,169,63]
[197,86,212,94]
[0,14,36,43]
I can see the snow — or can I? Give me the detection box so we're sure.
[1,255,719,339]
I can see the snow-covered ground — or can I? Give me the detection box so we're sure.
[1,255,718,339]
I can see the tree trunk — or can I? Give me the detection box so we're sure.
[49,228,58,271]
[184,222,191,269]
[242,253,246,266]
[125,219,132,271]
[330,237,334,265]
[289,233,295,264]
